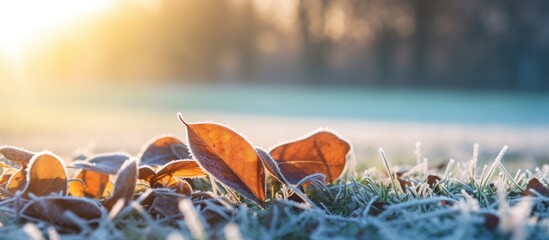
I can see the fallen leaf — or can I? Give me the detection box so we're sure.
[150,191,186,218]
[69,152,131,175]
[22,151,68,197]
[171,144,192,160]
[138,166,156,183]
[103,158,138,210]
[520,178,549,197]
[139,135,190,166]
[427,175,441,187]
[256,148,289,185]
[151,160,206,185]
[179,114,265,206]
[69,170,109,198]
[0,145,34,167]
[398,177,412,191]
[482,213,499,230]
[269,130,350,184]
[1,168,17,185]
[7,169,26,193]
[21,196,102,228]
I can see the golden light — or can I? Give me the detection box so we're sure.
[0,0,114,64]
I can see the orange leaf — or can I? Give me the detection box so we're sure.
[139,135,191,166]
[69,152,131,175]
[22,151,68,197]
[69,169,110,198]
[152,160,206,182]
[21,196,102,228]
[0,145,34,167]
[103,158,138,210]
[7,169,26,193]
[269,130,350,184]
[138,166,156,183]
[179,114,266,206]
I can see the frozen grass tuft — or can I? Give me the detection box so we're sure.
[1,145,548,239]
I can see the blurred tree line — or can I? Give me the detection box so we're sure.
[25,0,549,90]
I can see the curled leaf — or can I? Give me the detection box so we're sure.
[151,160,206,184]
[269,130,351,184]
[69,152,131,175]
[256,148,289,185]
[69,170,109,198]
[0,145,34,167]
[22,151,68,197]
[179,114,266,206]
[7,169,26,193]
[103,158,138,210]
[138,166,156,183]
[139,135,190,166]
[21,196,102,228]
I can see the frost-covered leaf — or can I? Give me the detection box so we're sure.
[179,114,266,206]
[269,130,350,184]
[256,148,289,185]
[152,160,206,183]
[103,158,138,210]
[69,152,131,175]
[68,170,109,198]
[21,196,102,228]
[138,166,156,183]
[139,135,190,166]
[22,151,68,197]
[150,191,186,218]
[7,169,26,193]
[427,175,441,187]
[171,144,192,160]
[520,178,549,197]
[0,145,34,167]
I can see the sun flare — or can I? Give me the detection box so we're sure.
[0,0,114,62]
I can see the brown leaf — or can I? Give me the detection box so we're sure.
[398,177,412,191]
[69,152,131,175]
[520,178,549,197]
[103,158,138,210]
[256,148,289,185]
[22,152,68,197]
[21,196,102,228]
[427,175,441,188]
[138,166,156,183]
[150,191,186,218]
[69,170,109,198]
[482,213,499,230]
[171,144,192,160]
[7,169,26,193]
[179,114,266,206]
[139,135,190,166]
[0,145,34,167]
[151,160,206,185]
[269,130,350,184]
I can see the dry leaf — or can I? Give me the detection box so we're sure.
[68,170,109,198]
[398,177,412,191]
[22,152,68,197]
[171,144,192,160]
[0,145,34,167]
[69,152,131,175]
[269,130,350,184]
[179,114,266,206]
[7,169,26,193]
[520,178,549,197]
[151,160,206,184]
[138,166,156,183]
[103,158,138,210]
[256,148,289,185]
[139,135,190,166]
[427,175,441,187]
[21,196,102,228]
[150,191,186,218]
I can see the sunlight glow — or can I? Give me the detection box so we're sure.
[0,0,114,62]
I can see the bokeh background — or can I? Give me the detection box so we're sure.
[1,0,549,169]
